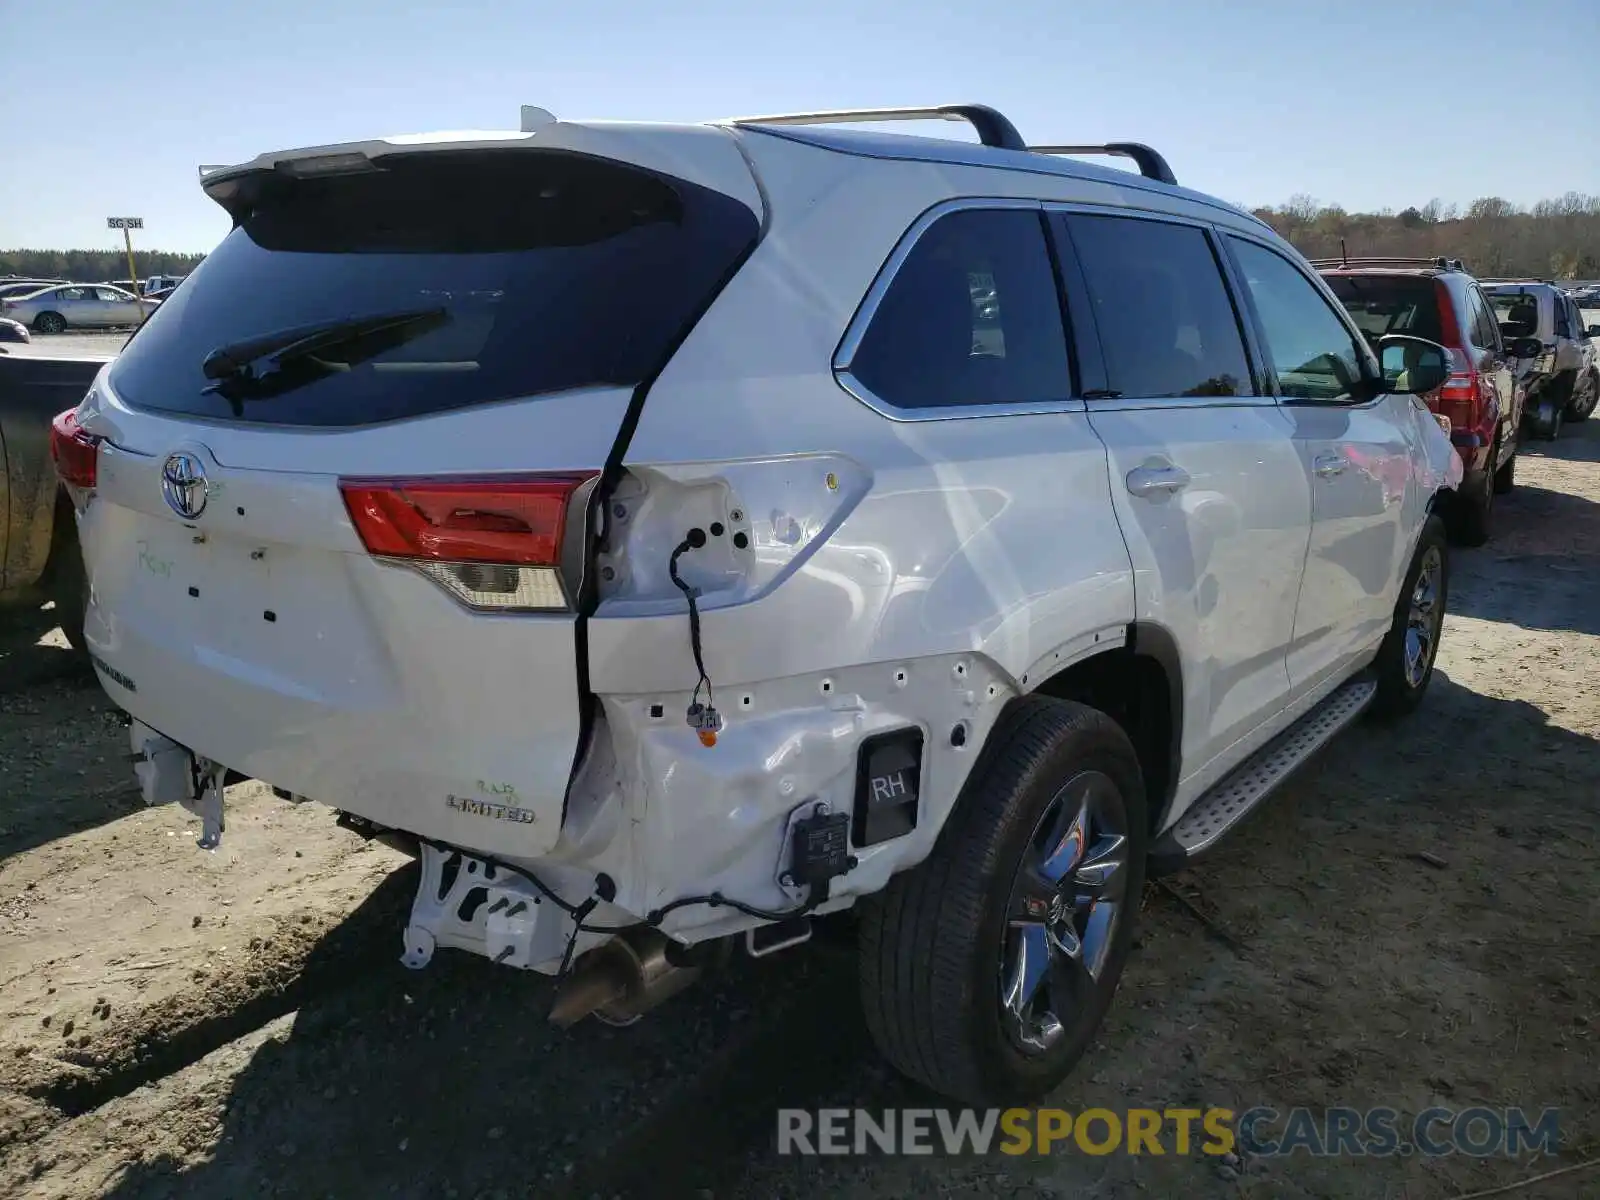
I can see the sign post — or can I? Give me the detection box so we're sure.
[106,217,146,322]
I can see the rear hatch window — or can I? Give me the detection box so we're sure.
[1486,291,1540,339]
[108,149,759,427]
[1322,275,1444,347]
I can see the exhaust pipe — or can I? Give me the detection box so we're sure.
[549,928,704,1028]
[334,811,421,859]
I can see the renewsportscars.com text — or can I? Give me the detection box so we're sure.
[777,1106,1561,1158]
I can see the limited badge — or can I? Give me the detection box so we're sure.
[446,794,536,824]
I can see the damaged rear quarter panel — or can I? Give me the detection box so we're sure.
[578,165,1136,938]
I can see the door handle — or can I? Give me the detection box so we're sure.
[1314,454,1349,478]
[1125,464,1191,497]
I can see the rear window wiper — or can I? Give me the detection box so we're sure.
[201,308,450,385]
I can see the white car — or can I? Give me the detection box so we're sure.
[4,283,153,332]
[56,103,1463,1104]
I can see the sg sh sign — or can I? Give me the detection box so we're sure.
[106,217,144,229]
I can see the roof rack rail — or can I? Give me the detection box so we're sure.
[729,104,1028,151]
[1308,255,1467,272]
[1027,143,1177,186]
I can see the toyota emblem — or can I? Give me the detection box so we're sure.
[162,452,209,520]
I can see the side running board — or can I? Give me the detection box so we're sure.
[1149,676,1377,873]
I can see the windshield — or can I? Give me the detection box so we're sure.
[108,149,759,427]
[1322,275,1444,347]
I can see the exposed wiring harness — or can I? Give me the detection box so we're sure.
[414,837,823,979]
[667,528,718,735]
[409,529,827,977]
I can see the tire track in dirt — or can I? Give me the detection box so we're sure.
[554,942,869,1199]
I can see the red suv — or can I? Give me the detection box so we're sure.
[1316,257,1537,546]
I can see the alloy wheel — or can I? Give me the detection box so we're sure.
[1404,545,1444,688]
[1000,770,1129,1056]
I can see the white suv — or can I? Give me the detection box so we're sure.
[56,103,1463,1104]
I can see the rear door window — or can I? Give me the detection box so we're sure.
[847,207,1073,411]
[1228,238,1366,402]
[1489,291,1538,339]
[108,150,760,427]
[1061,214,1251,399]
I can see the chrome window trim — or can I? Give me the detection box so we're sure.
[832,196,1088,423]
[1075,392,1281,413]
[1041,200,1214,229]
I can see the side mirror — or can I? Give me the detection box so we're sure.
[1377,334,1449,396]
[1505,336,1544,359]
[1587,324,1600,339]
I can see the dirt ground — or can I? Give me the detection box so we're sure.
[2,425,1598,1200]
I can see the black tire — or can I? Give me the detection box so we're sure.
[1527,379,1567,440]
[858,696,1147,1105]
[1449,467,1493,547]
[32,312,67,335]
[1565,369,1599,422]
[1492,449,1516,495]
[1370,514,1448,720]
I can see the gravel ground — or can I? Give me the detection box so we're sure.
[0,420,1597,1199]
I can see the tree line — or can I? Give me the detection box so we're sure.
[0,249,207,283]
[1251,193,1600,280]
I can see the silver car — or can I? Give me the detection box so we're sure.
[1485,281,1599,435]
[0,279,68,300]
[0,284,155,333]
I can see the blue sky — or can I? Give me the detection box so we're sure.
[3,0,1596,252]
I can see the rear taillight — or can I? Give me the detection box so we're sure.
[50,409,102,489]
[1432,279,1478,432]
[1435,346,1479,431]
[339,474,596,611]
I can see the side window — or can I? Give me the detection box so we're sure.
[1226,238,1366,402]
[1553,296,1571,338]
[57,287,86,302]
[1469,288,1500,351]
[1486,292,1506,350]
[94,287,122,301]
[848,208,1071,410]
[1065,214,1250,399]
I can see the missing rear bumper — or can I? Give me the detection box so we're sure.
[400,841,598,974]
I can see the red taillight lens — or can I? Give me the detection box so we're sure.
[50,409,101,489]
[339,474,596,611]
[1432,346,1479,431]
[339,476,593,565]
